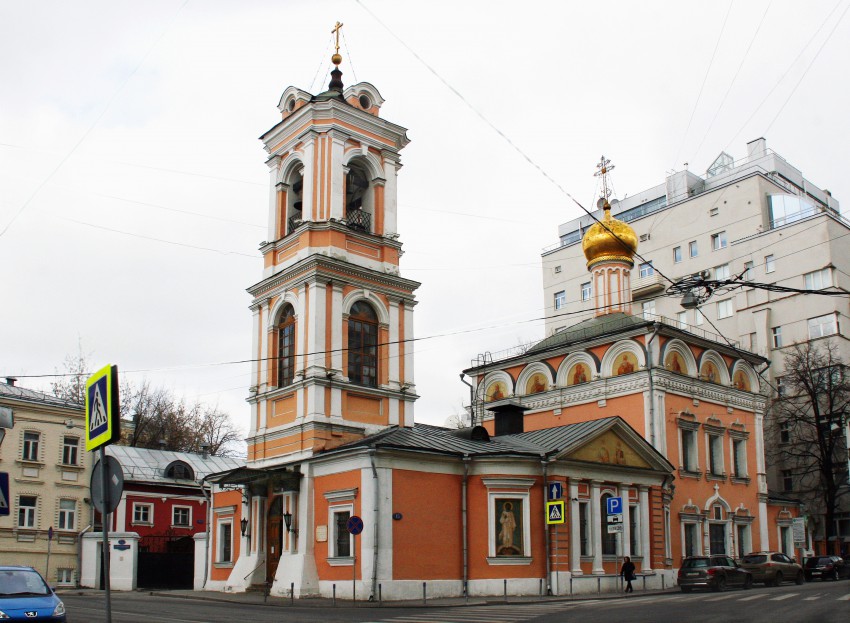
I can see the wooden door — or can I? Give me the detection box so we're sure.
[267,496,283,582]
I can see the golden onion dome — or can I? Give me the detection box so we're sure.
[581,202,638,269]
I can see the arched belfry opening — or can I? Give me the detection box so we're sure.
[345,159,372,233]
[285,168,304,236]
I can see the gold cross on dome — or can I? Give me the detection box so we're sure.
[593,155,615,203]
[332,21,344,54]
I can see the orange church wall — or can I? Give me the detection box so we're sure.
[343,392,387,426]
[210,489,242,582]
[392,470,463,580]
[313,470,362,581]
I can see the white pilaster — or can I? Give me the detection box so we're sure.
[639,486,652,572]
[591,481,604,574]
[382,156,400,235]
[267,156,280,241]
[388,298,400,389]
[569,480,582,574]
[329,134,346,221]
[621,486,632,558]
[300,136,316,222]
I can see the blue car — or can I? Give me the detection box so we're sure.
[0,566,67,621]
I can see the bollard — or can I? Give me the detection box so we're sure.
[290,582,295,606]
[662,574,665,590]
[642,575,646,592]
[422,582,426,606]
[332,583,336,607]
[570,576,573,596]
[597,576,601,595]
[539,578,543,596]
[379,583,382,606]
[504,579,508,602]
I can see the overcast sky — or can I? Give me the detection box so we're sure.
[2,1,848,446]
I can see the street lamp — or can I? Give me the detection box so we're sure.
[240,517,249,537]
[283,511,297,534]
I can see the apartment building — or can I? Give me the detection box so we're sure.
[541,139,849,550]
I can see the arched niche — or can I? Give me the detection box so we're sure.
[660,339,697,376]
[480,370,514,402]
[731,360,759,392]
[601,340,646,378]
[697,350,730,385]
[516,362,554,395]
[556,352,598,387]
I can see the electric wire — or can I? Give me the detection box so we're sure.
[341,28,359,84]
[307,35,335,93]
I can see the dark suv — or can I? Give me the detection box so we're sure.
[738,551,804,585]
[678,555,753,592]
[804,555,850,581]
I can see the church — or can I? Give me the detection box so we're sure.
[204,34,800,599]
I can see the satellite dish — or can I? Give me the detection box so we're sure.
[596,198,606,209]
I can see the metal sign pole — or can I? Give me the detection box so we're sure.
[101,448,112,623]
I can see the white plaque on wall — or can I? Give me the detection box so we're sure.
[315,525,328,542]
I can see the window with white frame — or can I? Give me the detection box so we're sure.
[684,522,699,556]
[580,282,591,302]
[673,246,682,263]
[56,569,74,585]
[765,254,775,273]
[711,231,727,250]
[642,300,656,320]
[218,521,233,563]
[18,495,36,528]
[579,501,590,556]
[772,326,783,348]
[172,505,191,527]
[804,268,832,290]
[681,427,698,472]
[708,433,724,476]
[717,299,733,319]
[743,261,754,280]
[715,264,730,280]
[62,436,79,466]
[677,311,687,330]
[689,241,698,258]
[808,313,838,339]
[329,505,354,558]
[22,431,40,462]
[695,308,704,326]
[132,503,153,525]
[58,499,76,530]
[736,524,751,559]
[554,290,566,310]
[781,469,793,492]
[732,438,747,479]
[639,262,655,278]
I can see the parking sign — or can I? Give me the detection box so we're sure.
[606,496,623,515]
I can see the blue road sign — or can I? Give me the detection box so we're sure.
[606,496,623,515]
[0,472,9,516]
[347,515,364,535]
[548,482,563,501]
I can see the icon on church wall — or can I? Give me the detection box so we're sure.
[701,361,719,384]
[486,381,508,402]
[495,498,523,556]
[665,351,683,374]
[614,352,637,376]
[525,373,547,395]
[733,369,750,391]
[568,363,590,385]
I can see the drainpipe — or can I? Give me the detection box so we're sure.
[459,374,475,426]
[541,456,551,595]
[369,450,380,601]
[462,455,470,596]
[646,323,662,448]
[76,524,92,588]
[199,478,213,589]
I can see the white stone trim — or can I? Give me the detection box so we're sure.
[600,340,646,378]
[515,362,554,395]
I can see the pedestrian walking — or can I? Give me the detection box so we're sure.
[621,556,636,593]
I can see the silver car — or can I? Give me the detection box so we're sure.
[678,555,754,592]
[739,551,805,586]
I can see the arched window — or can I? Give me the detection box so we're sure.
[600,493,617,555]
[284,170,303,237]
[165,461,194,480]
[344,161,371,233]
[348,301,378,387]
[277,305,296,387]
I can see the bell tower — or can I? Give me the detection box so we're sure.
[246,36,419,466]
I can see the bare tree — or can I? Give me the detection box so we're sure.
[767,341,850,549]
[49,341,91,405]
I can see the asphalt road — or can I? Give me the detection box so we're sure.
[62,579,850,623]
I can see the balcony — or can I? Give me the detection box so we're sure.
[632,272,665,297]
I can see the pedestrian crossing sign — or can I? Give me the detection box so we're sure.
[85,364,120,452]
[546,500,565,525]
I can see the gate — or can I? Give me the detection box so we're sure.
[137,534,195,589]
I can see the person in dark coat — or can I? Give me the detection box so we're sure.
[621,556,636,593]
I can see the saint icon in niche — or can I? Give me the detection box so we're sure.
[486,381,507,402]
[614,353,637,376]
[614,440,626,465]
[733,370,749,391]
[570,363,589,385]
[666,352,683,373]
[526,373,547,394]
[597,442,610,463]
[495,499,522,556]
[701,362,718,384]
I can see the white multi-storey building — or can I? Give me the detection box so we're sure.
[541,138,849,550]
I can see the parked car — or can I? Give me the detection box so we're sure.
[678,555,753,592]
[739,551,805,586]
[0,565,67,621]
[804,555,850,581]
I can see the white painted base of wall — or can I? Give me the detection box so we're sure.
[271,552,320,598]
[80,532,139,591]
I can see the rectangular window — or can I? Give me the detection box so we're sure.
[133,503,152,524]
[782,469,793,492]
[715,264,730,280]
[695,308,704,326]
[808,313,838,339]
[765,254,775,273]
[629,505,639,556]
[642,300,656,320]
[579,501,590,556]
[22,431,39,462]
[684,523,699,557]
[743,261,754,281]
[581,282,591,302]
[673,246,682,263]
[554,290,566,310]
[58,499,76,531]
[18,495,36,528]
[689,241,698,258]
[681,429,697,472]
[772,326,783,348]
[62,436,79,466]
[733,439,747,478]
[737,525,750,559]
[804,268,831,290]
[639,262,655,278]
[776,377,786,398]
[708,434,724,476]
[218,522,232,563]
[677,311,687,330]
[173,506,191,527]
[710,524,726,555]
[711,231,727,250]
[333,509,353,558]
[56,569,74,585]
[717,299,733,319]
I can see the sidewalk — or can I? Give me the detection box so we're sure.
[59,586,679,609]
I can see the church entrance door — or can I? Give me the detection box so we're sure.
[267,496,283,582]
